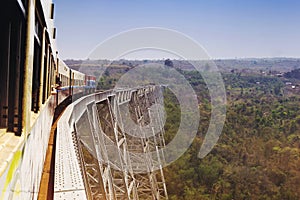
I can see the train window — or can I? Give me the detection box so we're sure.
[17,0,27,16]
[51,57,56,92]
[46,52,51,98]
[64,75,67,87]
[34,13,43,44]
[31,9,44,113]
[53,28,56,39]
[0,1,26,135]
[50,3,55,19]
[20,0,28,11]
[42,42,49,104]
[48,56,53,96]
[32,38,42,113]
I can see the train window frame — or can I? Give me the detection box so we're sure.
[34,12,43,45]
[31,2,46,113]
[42,39,49,103]
[17,0,27,17]
[0,1,26,135]
[50,3,55,19]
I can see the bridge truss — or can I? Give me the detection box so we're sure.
[54,86,168,200]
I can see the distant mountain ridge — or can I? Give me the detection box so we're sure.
[65,58,300,77]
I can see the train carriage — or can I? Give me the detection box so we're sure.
[85,74,97,93]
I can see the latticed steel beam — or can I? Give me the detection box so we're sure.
[60,86,168,200]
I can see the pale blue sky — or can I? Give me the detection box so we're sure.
[53,0,300,59]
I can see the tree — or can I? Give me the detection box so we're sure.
[165,59,174,67]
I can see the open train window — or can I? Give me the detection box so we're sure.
[31,9,43,112]
[31,1,46,113]
[0,1,26,135]
[46,50,54,99]
[20,0,28,11]
[31,38,42,113]
[50,3,55,19]
[42,40,49,104]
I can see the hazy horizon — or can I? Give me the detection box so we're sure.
[63,57,300,62]
[53,0,300,60]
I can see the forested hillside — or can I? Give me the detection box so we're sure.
[164,71,300,199]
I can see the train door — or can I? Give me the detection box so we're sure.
[0,0,26,135]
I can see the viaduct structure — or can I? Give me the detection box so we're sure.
[54,86,168,200]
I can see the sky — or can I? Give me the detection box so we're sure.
[53,0,300,60]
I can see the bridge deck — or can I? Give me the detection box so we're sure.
[54,105,87,200]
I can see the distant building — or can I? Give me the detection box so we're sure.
[276,73,283,77]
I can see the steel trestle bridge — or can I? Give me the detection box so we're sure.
[55,86,168,200]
